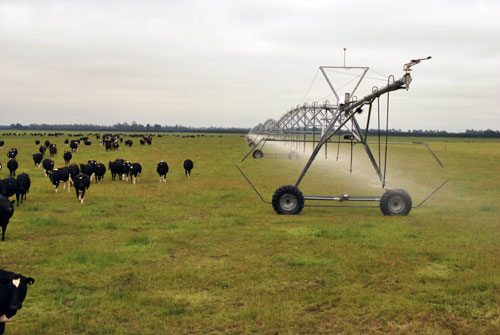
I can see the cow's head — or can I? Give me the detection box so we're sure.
[0,271,35,320]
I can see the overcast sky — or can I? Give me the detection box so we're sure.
[0,0,498,131]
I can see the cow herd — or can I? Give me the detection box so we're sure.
[0,134,198,333]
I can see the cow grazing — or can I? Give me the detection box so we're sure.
[129,163,142,184]
[95,163,106,183]
[35,140,40,146]
[49,167,70,193]
[63,151,72,164]
[125,140,133,147]
[39,146,46,155]
[6,160,17,178]
[42,159,54,177]
[49,144,57,157]
[0,178,19,207]
[139,139,145,145]
[157,161,169,182]
[183,159,194,177]
[84,140,91,146]
[70,140,79,152]
[0,269,35,335]
[32,153,43,168]
[73,173,90,203]
[7,149,17,159]
[16,173,30,204]
[0,195,15,241]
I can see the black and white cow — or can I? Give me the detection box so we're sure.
[0,178,19,207]
[183,159,194,177]
[63,151,72,164]
[32,153,43,168]
[49,144,57,157]
[70,140,79,152]
[0,269,35,334]
[108,159,124,181]
[73,173,90,203]
[16,173,30,204]
[39,146,46,155]
[68,164,79,188]
[121,161,130,181]
[42,159,54,177]
[6,160,17,178]
[80,161,96,181]
[0,195,15,241]
[95,163,106,183]
[157,161,169,182]
[49,167,70,193]
[129,162,142,184]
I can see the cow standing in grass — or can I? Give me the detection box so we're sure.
[157,161,168,182]
[0,195,15,241]
[49,167,70,193]
[63,151,72,164]
[95,163,106,183]
[73,173,90,204]
[42,159,54,177]
[7,160,17,178]
[32,153,43,168]
[183,159,194,177]
[16,173,30,204]
[0,269,35,334]
[49,144,57,157]
[129,162,142,184]
[0,178,19,207]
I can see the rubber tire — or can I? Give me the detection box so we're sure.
[272,185,305,215]
[380,188,412,216]
[252,150,264,159]
[288,151,299,160]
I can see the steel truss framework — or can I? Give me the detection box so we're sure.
[237,57,448,215]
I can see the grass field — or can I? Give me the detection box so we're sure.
[0,133,499,334]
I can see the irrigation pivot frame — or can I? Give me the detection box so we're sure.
[237,57,448,215]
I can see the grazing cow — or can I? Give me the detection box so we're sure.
[7,149,17,159]
[0,269,35,335]
[64,139,69,146]
[84,140,91,146]
[49,167,70,192]
[125,140,133,147]
[95,163,106,183]
[6,160,18,178]
[35,140,40,146]
[73,173,90,203]
[68,164,80,186]
[183,159,194,177]
[49,144,57,157]
[16,173,30,204]
[63,151,72,164]
[139,139,145,145]
[32,153,43,168]
[157,161,169,182]
[0,178,19,207]
[108,159,124,181]
[129,163,142,184]
[70,140,79,152]
[39,146,46,155]
[42,159,54,177]
[0,195,15,241]
[44,140,50,148]
[144,136,152,145]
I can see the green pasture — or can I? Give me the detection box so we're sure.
[0,133,499,334]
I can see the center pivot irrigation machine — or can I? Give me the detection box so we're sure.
[237,56,448,215]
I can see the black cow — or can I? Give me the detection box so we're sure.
[42,159,54,177]
[129,163,142,184]
[32,153,43,168]
[139,139,145,145]
[16,173,30,204]
[84,140,91,146]
[68,164,80,186]
[157,161,169,182]
[95,163,106,183]
[0,141,4,149]
[35,140,40,146]
[108,159,124,181]
[39,146,46,155]
[63,151,72,164]
[70,140,79,152]
[80,160,97,181]
[44,140,50,148]
[6,160,17,178]
[0,195,15,241]
[183,159,194,177]
[125,140,133,147]
[0,178,19,207]
[49,167,70,193]
[49,144,57,157]
[0,269,35,334]
[73,173,90,203]
[6,149,17,159]
[64,139,69,146]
